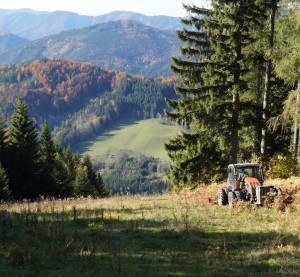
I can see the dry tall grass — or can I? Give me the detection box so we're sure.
[1,178,300,276]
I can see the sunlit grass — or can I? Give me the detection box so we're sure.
[1,179,300,276]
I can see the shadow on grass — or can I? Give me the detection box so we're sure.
[0,209,299,277]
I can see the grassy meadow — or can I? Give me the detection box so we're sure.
[1,179,300,276]
[73,118,179,161]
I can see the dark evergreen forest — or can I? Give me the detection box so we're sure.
[0,97,109,201]
[165,0,300,189]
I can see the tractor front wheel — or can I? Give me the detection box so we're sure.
[217,189,228,205]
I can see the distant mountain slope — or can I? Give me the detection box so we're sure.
[94,11,182,31]
[0,8,48,16]
[0,32,28,51]
[0,9,182,40]
[0,59,176,146]
[0,20,179,77]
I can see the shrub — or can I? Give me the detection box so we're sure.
[266,155,296,179]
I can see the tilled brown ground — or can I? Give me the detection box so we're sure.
[188,178,300,211]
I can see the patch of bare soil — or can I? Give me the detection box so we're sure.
[184,178,300,211]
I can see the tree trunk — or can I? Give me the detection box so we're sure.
[253,65,263,154]
[230,93,239,164]
[229,27,242,164]
[261,3,276,160]
[294,79,300,158]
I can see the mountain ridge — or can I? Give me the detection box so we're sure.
[0,9,182,40]
[0,20,179,77]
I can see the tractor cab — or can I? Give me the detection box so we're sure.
[227,163,264,191]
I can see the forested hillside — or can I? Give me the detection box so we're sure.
[0,20,179,77]
[0,9,181,40]
[0,59,176,146]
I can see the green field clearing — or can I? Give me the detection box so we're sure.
[74,118,179,161]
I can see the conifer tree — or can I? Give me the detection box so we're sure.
[165,6,224,188]
[82,153,109,197]
[39,123,57,196]
[82,154,97,186]
[73,165,93,197]
[52,145,73,197]
[64,145,80,182]
[165,1,267,188]
[209,0,267,162]
[96,172,110,197]
[0,165,11,201]
[0,115,6,165]
[6,97,40,199]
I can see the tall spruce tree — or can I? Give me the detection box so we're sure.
[165,1,267,188]
[0,114,10,201]
[0,115,6,165]
[82,154,99,195]
[0,165,10,201]
[82,154,97,186]
[52,144,73,197]
[39,123,57,196]
[64,145,80,182]
[74,165,93,197]
[6,97,40,199]
[96,172,110,197]
[82,153,109,197]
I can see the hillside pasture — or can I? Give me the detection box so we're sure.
[1,179,300,276]
[74,118,179,162]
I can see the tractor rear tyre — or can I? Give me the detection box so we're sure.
[228,191,237,208]
[217,189,228,206]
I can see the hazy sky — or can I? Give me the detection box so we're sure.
[0,0,211,17]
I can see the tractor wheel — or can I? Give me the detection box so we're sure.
[234,190,242,200]
[228,191,237,208]
[217,189,228,206]
[239,189,249,201]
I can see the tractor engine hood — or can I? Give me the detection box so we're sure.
[244,177,261,193]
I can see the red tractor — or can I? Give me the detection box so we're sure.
[217,163,280,207]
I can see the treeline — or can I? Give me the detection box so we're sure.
[53,77,175,146]
[101,152,169,195]
[0,97,108,201]
[165,1,300,188]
